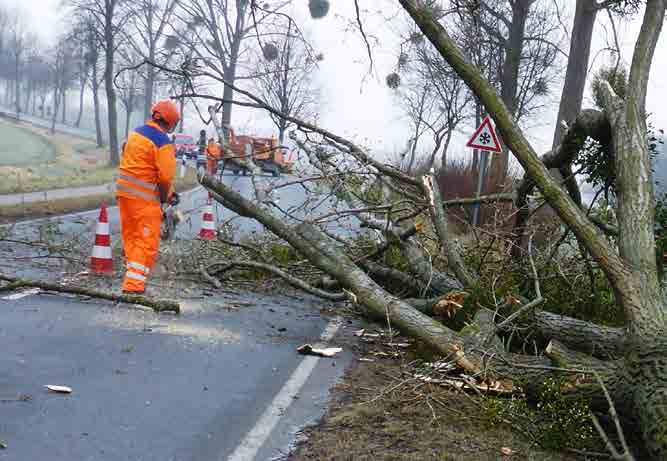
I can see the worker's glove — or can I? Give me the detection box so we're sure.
[169,192,180,206]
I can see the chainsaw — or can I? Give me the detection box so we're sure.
[161,193,184,241]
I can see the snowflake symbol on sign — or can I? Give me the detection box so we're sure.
[479,132,491,144]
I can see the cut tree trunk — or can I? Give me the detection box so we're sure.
[0,274,179,313]
[201,173,616,406]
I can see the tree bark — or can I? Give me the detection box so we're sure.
[51,86,59,134]
[551,0,598,148]
[61,89,67,125]
[0,274,179,313]
[104,0,119,166]
[125,108,132,139]
[76,75,86,128]
[491,0,531,185]
[220,1,247,133]
[512,109,611,258]
[92,72,103,147]
[14,53,20,119]
[144,48,155,119]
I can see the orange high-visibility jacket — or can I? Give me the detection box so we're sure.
[116,121,176,203]
[206,142,221,160]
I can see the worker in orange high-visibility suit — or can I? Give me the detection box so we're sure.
[116,100,180,294]
[205,137,221,175]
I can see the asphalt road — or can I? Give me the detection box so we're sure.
[0,167,357,461]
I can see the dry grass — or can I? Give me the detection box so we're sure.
[289,329,577,461]
[436,157,517,231]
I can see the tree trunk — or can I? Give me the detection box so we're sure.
[76,78,85,128]
[278,118,287,145]
[104,5,119,166]
[551,0,598,148]
[220,3,247,135]
[61,89,66,124]
[24,80,31,115]
[144,48,155,119]
[92,69,103,147]
[125,107,132,139]
[178,81,185,133]
[14,55,20,119]
[491,0,530,186]
[51,87,59,134]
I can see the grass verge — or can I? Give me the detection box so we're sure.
[0,170,199,224]
[289,326,583,461]
[0,118,56,167]
[0,117,111,194]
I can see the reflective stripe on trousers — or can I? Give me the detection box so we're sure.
[125,271,147,281]
[119,196,162,293]
[127,261,150,274]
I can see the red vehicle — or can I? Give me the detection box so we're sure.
[172,133,196,160]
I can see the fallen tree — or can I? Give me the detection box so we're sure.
[125,0,667,456]
[400,0,667,457]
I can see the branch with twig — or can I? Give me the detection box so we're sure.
[0,274,180,313]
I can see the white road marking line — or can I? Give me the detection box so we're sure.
[226,317,342,461]
[2,288,41,300]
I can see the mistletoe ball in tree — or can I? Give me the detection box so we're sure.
[308,0,330,19]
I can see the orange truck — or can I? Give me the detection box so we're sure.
[221,128,294,177]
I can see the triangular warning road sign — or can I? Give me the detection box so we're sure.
[466,115,502,153]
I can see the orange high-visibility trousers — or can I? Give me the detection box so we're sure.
[206,159,218,175]
[118,196,162,293]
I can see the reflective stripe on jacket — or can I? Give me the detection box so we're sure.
[116,121,176,203]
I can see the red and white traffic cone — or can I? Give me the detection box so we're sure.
[198,203,216,240]
[90,202,113,274]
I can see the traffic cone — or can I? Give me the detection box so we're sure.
[198,203,216,240]
[90,202,113,274]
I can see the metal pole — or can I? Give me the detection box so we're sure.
[472,149,486,226]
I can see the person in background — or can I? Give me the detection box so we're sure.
[205,137,221,176]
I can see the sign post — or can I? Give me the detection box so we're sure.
[466,115,502,226]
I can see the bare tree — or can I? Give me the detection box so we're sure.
[125,0,177,118]
[447,0,564,186]
[8,8,32,120]
[251,22,319,144]
[174,0,292,139]
[71,0,126,165]
[116,47,144,137]
[49,37,76,134]
[395,26,472,171]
